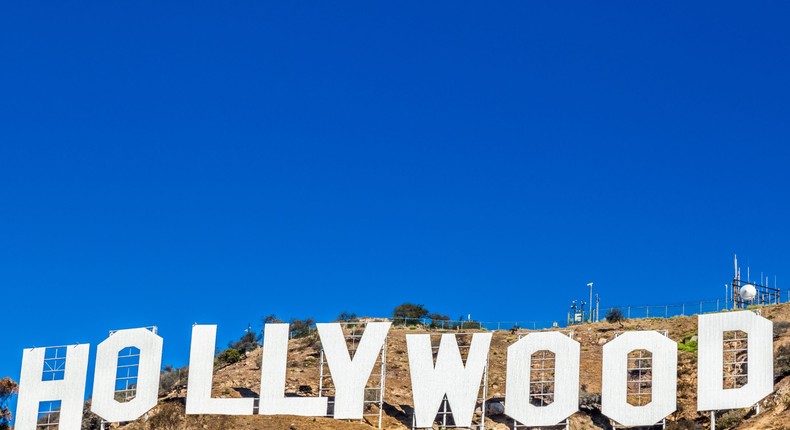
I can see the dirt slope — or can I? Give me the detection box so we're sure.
[122,303,790,430]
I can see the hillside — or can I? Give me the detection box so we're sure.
[117,303,790,430]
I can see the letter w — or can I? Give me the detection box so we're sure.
[406,333,492,428]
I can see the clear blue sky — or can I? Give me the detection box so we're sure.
[1,0,789,408]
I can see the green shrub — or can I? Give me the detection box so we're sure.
[666,419,703,430]
[0,377,18,430]
[289,318,316,339]
[459,321,482,330]
[216,348,243,366]
[428,313,451,329]
[776,344,790,379]
[147,401,184,430]
[774,320,790,338]
[393,303,429,325]
[263,314,284,324]
[678,340,698,353]
[186,413,232,429]
[716,408,751,430]
[336,311,358,322]
[159,365,188,395]
[606,309,625,327]
[81,400,102,430]
[229,331,259,354]
[578,391,601,412]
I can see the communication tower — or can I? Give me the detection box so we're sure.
[731,255,780,309]
[567,300,586,325]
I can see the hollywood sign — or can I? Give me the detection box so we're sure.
[14,311,773,429]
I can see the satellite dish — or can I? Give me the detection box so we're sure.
[739,284,757,301]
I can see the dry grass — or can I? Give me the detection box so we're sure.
[135,303,790,430]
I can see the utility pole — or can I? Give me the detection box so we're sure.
[587,282,594,322]
[595,294,600,322]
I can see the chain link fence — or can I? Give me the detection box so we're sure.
[597,298,731,322]
[282,296,784,335]
[388,297,766,332]
[392,317,561,332]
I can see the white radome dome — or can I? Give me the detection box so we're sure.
[739,284,757,301]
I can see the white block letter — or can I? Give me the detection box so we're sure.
[505,332,579,426]
[316,322,390,419]
[186,325,255,415]
[92,328,163,422]
[259,323,328,416]
[407,333,492,428]
[15,344,90,430]
[601,331,677,427]
[697,311,773,411]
